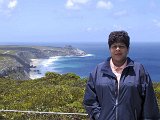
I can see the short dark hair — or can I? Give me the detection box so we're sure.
[108,30,130,48]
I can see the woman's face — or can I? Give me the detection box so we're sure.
[110,42,129,64]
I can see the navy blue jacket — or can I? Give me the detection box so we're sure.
[84,57,160,120]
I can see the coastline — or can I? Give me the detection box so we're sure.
[29,59,44,79]
[29,54,94,79]
[0,44,89,80]
[29,56,62,79]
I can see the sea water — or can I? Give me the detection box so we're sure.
[30,42,160,82]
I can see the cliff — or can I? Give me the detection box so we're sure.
[0,45,87,80]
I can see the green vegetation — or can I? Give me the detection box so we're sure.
[0,50,5,54]
[0,72,89,120]
[0,50,17,55]
[0,56,5,60]
[0,72,160,120]
[153,83,160,107]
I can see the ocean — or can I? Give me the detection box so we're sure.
[29,42,160,82]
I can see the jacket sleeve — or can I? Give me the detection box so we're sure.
[83,67,101,120]
[140,66,160,119]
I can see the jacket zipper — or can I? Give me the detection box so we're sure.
[115,72,123,120]
[115,68,128,120]
[115,79,119,120]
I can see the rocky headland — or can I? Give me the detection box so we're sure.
[0,45,87,80]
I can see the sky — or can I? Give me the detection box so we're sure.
[0,0,160,43]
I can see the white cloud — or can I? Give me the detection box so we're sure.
[8,0,17,9]
[0,0,18,16]
[113,10,128,17]
[65,0,90,10]
[96,1,113,10]
[66,0,75,9]
[153,19,160,27]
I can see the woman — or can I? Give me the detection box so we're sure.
[83,31,159,120]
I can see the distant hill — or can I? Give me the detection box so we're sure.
[0,45,87,80]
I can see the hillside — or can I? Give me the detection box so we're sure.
[0,45,87,80]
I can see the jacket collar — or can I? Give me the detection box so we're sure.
[101,57,134,77]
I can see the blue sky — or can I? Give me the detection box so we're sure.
[0,0,160,43]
